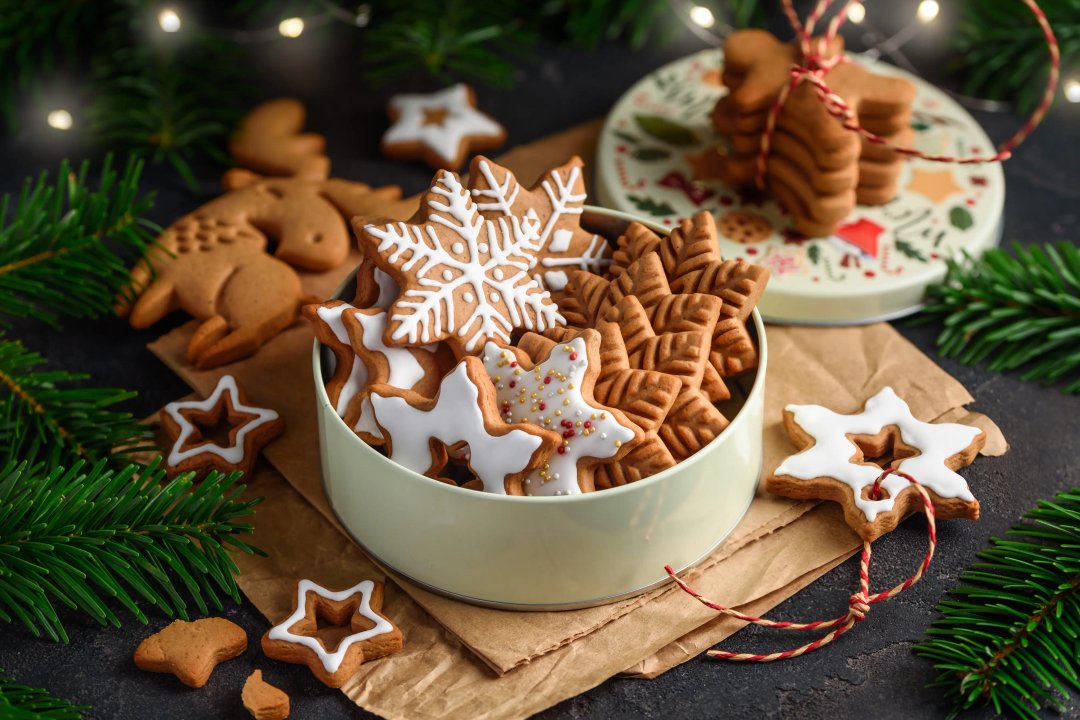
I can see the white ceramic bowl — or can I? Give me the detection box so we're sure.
[315,207,767,609]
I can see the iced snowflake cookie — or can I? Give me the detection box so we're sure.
[768,387,986,541]
[368,357,561,493]
[382,84,505,170]
[357,169,565,354]
[160,375,284,478]
[480,330,640,496]
[262,579,402,688]
[468,156,613,291]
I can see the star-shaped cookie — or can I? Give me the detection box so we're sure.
[160,374,284,477]
[134,618,247,688]
[262,578,403,688]
[768,387,986,541]
[381,84,505,170]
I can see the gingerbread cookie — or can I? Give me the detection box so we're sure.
[480,331,640,496]
[717,210,772,244]
[134,618,247,688]
[123,170,402,369]
[160,374,284,478]
[468,156,613,290]
[262,579,402,688]
[357,169,565,354]
[229,98,329,180]
[382,84,505,170]
[368,357,560,493]
[768,387,986,541]
[242,670,290,720]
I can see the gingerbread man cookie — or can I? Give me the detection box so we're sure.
[382,84,505,170]
[768,387,986,541]
[262,579,402,688]
[358,169,565,354]
[160,375,284,478]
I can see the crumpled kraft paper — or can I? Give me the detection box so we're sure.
[145,119,1007,718]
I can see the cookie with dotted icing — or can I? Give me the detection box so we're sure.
[261,578,402,688]
[381,84,505,171]
[480,330,641,496]
[358,169,565,355]
[768,387,986,541]
[368,357,560,494]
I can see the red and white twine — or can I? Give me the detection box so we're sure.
[664,468,937,662]
[754,0,1061,189]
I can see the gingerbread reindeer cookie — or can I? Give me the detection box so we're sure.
[768,387,986,541]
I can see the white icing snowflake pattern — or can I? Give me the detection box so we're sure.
[774,387,984,521]
[482,338,636,497]
[470,158,612,291]
[363,171,564,352]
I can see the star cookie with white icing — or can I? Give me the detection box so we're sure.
[261,578,402,688]
[160,374,284,477]
[481,330,641,496]
[768,387,986,541]
[468,155,614,291]
[358,169,564,354]
[367,357,560,494]
[381,84,505,171]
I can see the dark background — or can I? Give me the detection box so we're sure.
[1,2,1078,718]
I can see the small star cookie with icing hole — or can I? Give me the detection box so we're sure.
[262,579,403,688]
[381,84,505,171]
[160,374,284,478]
[480,330,641,496]
[768,387,986,541]
[467,155,614,291]
[367,357,561,494]
[357,169,565,355]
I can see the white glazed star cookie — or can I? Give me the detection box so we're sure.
[381,84,505,170]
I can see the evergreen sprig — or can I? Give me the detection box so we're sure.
[0,337,152,468]
[0,156,156,327]
[914,487,1080,719]
[0,459,264,644]
[920,242,1080,394]
[0,672,85,720]
[954,0,1080,113]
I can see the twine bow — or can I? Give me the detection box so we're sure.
[664,468,937,662]
[754,0,1061,190]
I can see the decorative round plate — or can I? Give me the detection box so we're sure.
[595,49,1004,325]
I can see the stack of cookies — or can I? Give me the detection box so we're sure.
[707,29,915,237]
[305,157,769,497]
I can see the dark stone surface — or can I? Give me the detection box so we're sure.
[1,4,1078,719]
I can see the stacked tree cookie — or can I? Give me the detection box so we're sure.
[306,157,769,496]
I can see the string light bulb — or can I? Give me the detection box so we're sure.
[47,110,73,130]
[278,17,304,38]
[689,5,715,29]
[1065,79,1080,103]
[916,0,939,23]
[158,8,181,32]
[846,4,866,24]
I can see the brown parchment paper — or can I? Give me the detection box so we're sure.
[145,120,1008,718]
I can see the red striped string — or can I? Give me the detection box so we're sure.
[664,468,937,662]
[754,0,1061,190]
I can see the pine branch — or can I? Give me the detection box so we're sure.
[0,458,264,644]
[0,672,85,720]
[0,336,153,468]
[919,242,1080,394]
[0,156,156,327]
[914,487,1080,719]
[549,0,672,49]
[953,0,1080,113]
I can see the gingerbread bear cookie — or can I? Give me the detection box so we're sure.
[368,357,561,493]
[768,387,986,541]
[382,84,505,170]
[160,374,284,478]
[357,169,565,354]
[134,617,247,688]
[262,579,403,688]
